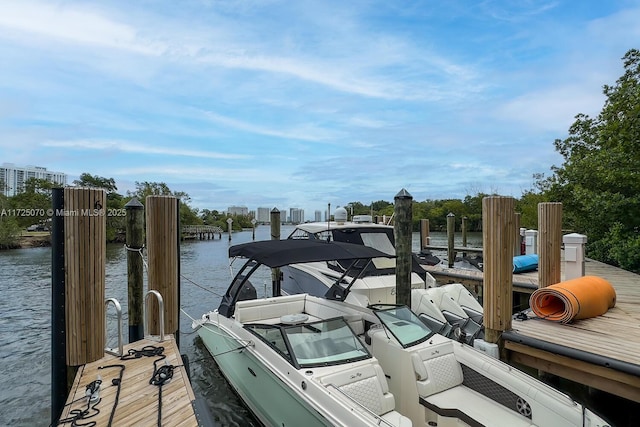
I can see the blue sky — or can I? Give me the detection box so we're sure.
[1,1,638,218]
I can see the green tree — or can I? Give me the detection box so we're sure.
[127,181,201,226]
[10,178,52,228]
[0,194,21,248]
[541,49,640,272]
[75,173,125,241]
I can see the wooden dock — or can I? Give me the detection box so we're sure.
[59,336,200,426]
[423,257,640,402]
[505,258,640,403]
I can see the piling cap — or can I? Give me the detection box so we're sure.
[394,188,412,199]
[125,197,144,209]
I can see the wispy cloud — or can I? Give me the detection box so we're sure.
[42,139,251,160]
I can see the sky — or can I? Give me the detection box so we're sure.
[1,0,639,219]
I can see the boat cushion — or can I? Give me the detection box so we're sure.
[319,363,395,416]
[411,350,463,397]
[234,294,306,323]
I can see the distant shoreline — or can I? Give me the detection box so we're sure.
[18,234,51,248]
[0,233,51,250]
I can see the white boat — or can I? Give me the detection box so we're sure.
[193,239,413,427]
[285,210,485,344]
[193,239,610,427]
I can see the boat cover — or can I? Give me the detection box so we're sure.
[229,239,394,268]
[529,276,616,323]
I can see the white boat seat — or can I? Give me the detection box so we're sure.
[234,294,307,323]
[411,351,463,396]
[411,348,534,427]
[319,363,396,416]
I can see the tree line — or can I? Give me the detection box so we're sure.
[1,50,637,273]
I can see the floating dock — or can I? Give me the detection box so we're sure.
[423,257,640,403]
[59,336,200,426]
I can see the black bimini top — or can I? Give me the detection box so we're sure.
[228,238,394,268]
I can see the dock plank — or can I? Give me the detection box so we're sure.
[60,336,198,427]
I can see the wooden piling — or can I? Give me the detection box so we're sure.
[447,212,455,268]
[146,195,179,337]
[461,216,468,257]
[482,196,515,345]
[270,208,281,296]
[419,218,430,250]
[125,198,144,343]
[394,189,413,307]
[64,187,107,366]
[514,212,521,256]
[538,202,563,288]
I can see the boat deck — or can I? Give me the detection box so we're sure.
[60,336,200,426]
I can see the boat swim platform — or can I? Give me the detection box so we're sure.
[423,257,640,402]
[60,336,204,426]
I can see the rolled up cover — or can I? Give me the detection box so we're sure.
[513,254,538,273]
[529,276,616,323]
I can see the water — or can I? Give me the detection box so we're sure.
[0,229,633,426]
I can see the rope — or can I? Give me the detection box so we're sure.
[180,273,224,297]
[181,308,254,354]
[97,364,125,427]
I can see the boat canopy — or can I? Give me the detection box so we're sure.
[228,239,394,268]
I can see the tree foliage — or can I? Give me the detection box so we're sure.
[541,49,640,271]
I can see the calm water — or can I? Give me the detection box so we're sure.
[0,229,633,426]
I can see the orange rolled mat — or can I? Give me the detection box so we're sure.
[529,276,616,323]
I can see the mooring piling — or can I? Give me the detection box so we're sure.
[125,197,145,343]
[145,195,180,341]
[270,208,281,296]
[419,218,430,250]
[64,187,107,366]
[538,202,562,288]
[482,196,515,347]
[447,212,455,267]
[394,188,413,307]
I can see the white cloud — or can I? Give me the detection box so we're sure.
[42,139,251,160]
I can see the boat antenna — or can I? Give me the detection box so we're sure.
[327,202,331,242]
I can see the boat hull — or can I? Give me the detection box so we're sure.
[197,319,333,427]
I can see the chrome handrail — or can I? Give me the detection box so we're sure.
[144,290,165,342]
[104,298,123,356]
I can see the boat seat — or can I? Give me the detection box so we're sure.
[234,294,307,323]
[319,363,396,417]
[411,348,534,427]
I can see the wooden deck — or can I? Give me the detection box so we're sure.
[423,257,640,402]
[60,336,199,426]
[505,258,640,403]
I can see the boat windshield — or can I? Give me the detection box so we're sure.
[284,317,371,368]
[372,305,435,348]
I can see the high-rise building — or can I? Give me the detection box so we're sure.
[257,207,271,223]
[227,206,249,216]
[314,210,322,222]
[289,208,304,224]
[1,163,67,197]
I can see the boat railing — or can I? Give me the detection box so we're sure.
[144,290,165,342]
[325,383,397,427]
[104,298,124,356]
